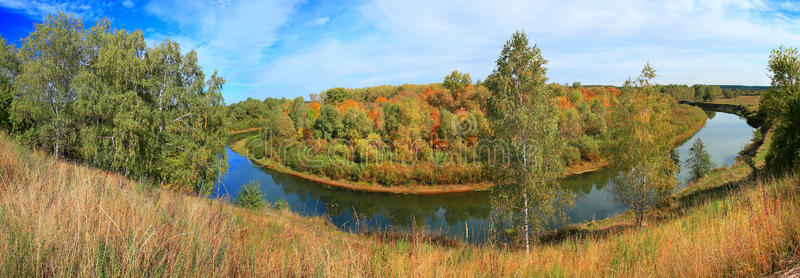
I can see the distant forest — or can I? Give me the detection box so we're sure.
[227,76,705,187]
[656,84,765,102]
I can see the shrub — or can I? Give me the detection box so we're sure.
[568,89,584,104]
[562,145,581,165]
[272,198,290,212]
[234,181,267,209]
[412,163,436,185]
[572,135,601,161]
[583,112,606,136]
[251,145,266,160]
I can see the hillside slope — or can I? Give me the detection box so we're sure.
[0,133,798,277]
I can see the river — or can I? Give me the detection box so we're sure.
[212,111,755,243]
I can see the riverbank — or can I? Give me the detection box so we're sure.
[229,104,706,194]
[543,120,770,242]
[2,129,798,276]
[233,137,623,194]
[679,97,763,128]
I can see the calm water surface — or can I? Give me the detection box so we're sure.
[213,111,754,243]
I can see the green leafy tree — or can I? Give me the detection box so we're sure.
[382,102,401,137]
[263,97,286,111]
[437,108,456,141]
[229,98,270,123]
[482,31,568,253]
[11,13,86,158]
[323,87,349,104]
[265,109,295,140]
[670,149,680,166]
[443,70,472,100]
[313,105,343,140]
[341,108,372,140]
[0,36,19,130]
[72,19,148,176]
[289,96,307,130]
[141,41,229,193]
[7,13,228,193]
[761,46,800,173]
[460,110,487,139]
[609,63,678,227]
[234,181,267,209]
[687,138,714,181]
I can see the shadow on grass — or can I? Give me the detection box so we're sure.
[539,222,638,244]
[362,230,464,248]
[668,174,754,217]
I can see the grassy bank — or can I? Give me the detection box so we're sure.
[2,124,798,276]
[710,95,760,112]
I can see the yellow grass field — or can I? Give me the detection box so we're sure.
[0,132,798,277]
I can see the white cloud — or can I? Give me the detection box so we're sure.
[4,0,799,102]
[247,0,800,100]
[144,0,300,94]
[0,0,100,19]
[122,0,134,8]
[313,16,329,26]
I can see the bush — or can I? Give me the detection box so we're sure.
[412,163,436,185]
[583,112,606,136]
[572,135,601,161]
[562,145,581,165]
[234,181,267,209]
[251,145,266,160]
[272,199,290,212]
[568,89,584,104]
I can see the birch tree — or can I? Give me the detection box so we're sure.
[483,31,569,253]
[12,13,87,158]
[609,63,678,227]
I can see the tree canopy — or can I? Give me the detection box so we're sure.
[761,46,800,173]
[609,63,678,227]
[3,13,228,193]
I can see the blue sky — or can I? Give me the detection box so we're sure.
[1,0,800,103]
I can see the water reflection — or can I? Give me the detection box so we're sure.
[214,111,754,243]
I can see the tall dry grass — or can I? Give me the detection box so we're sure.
[0,133,798,277]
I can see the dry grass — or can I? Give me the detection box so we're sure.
[0,133,798,277]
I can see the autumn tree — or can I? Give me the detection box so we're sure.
[482,31,568,253]
[609,63,678,227]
